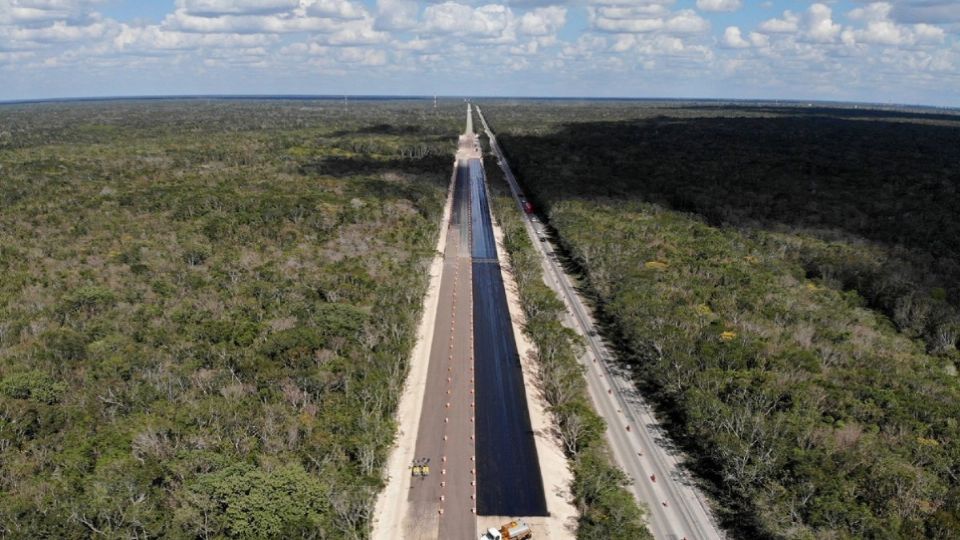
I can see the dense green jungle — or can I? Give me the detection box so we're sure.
[485,101,960,539]
[0,99,457,538]
[5,97,960,540]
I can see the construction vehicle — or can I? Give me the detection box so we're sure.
[411,458,430,478]
[479,520,532,540]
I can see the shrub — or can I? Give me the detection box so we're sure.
[42,328,88,362]
[182,244,211,266]
[180,463,326,538]
[1,371,67,404]
[61,286,116,316]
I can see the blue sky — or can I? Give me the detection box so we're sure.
[1,0,958,106]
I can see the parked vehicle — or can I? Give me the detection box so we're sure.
[479,520,532,540]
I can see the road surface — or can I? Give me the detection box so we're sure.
[403,104,547,538]
[469,157,548,517]
[405,146,476,540]
[476,106,725,540]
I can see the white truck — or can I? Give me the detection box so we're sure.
[479,520,532,540]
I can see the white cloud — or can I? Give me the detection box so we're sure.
[164,0,367,34]
[758,11,799,34]
[374,0,418,30]
[756,4,842,43]
[560,33,607,58]
[592,14,663,34]
[722,26,750,48]
[163,11,295,33]
[849,2,892,24]
[162,6,367,34]
[337,46,386,65]
[423,2,513,40]
[594,4,670,20]
[322,20,387,46]
[636,34,712,61]
[590,3,707,35]
[665,10,709,34]
[806,3,841,43]
[696,0,742,13]
[113,24,277,52]
[846,3,946,46]
[519,6,565,37]
[305,0,367,20]
[279,41,325,55]
[0,50,35,64]
[0,0,102,25]
[748,31,768,48]
[914,23,946,43]
[1,18,114,45]
[392,36,437,51]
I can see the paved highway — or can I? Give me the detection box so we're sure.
[406,148,477,540]
[405,106,483,539]
[404,105,547,537]
[469,156,548,517]
[476,106,725,540]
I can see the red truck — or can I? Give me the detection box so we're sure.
[519,198,534,214]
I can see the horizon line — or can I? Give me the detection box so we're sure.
[1,93,958,112]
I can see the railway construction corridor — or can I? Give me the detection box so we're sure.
[402,105,545,538]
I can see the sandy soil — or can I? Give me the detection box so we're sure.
[480,192,578,540]
[371,162,456,540]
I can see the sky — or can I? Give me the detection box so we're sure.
[0,0,958,106]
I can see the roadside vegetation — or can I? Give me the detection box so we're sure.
[483,150,651,539]
[0,99,456,537]
[486,102,960,538]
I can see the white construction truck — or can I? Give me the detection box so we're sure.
[479,520,532,540]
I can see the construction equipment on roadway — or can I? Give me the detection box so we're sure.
[479,520,532,540]
[412,457,431,478]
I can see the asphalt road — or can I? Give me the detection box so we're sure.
[466,103,474,139]
[476,106,725,540]
[469,159,497,260]
[468,156,548,517]
[405,109,548,537]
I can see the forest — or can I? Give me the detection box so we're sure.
[0,99,458,538]
[485,101,960,538]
